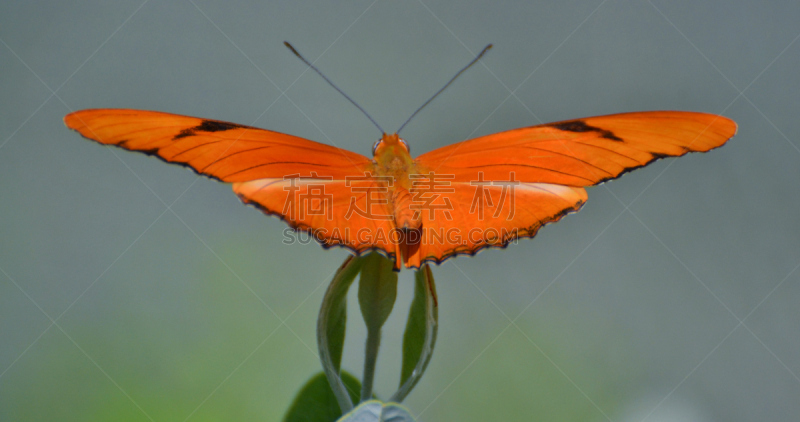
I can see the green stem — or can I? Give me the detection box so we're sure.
[360,327,381,401]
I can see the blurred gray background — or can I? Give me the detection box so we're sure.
[2,0,799,421]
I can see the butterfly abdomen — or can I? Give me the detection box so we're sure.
[392,187,421,230]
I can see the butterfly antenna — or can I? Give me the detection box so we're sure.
[284,41,385,134]
[397,44,493,135]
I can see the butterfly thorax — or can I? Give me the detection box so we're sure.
[373,133,422,230]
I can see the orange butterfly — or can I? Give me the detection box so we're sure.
[64,45,736,270]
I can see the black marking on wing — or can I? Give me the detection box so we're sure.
[549,120,623,142]
[173,120,247,140]
[173,128,196,140]
[196,120,245,132]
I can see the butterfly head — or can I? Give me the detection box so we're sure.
[372,133,414,177]
[372,133,410,159]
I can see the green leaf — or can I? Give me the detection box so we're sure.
[318,255,365,413]
[357,253,399,332]
[392,264,438,403]
[326,256,364,372]
[357,253,398,400]
[282,371,363,422]
[336,400,416,422]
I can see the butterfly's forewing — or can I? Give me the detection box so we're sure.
[417,111,736,186]
[65,109,369,181]
[407,111,736,267]
[64,109,398,259]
